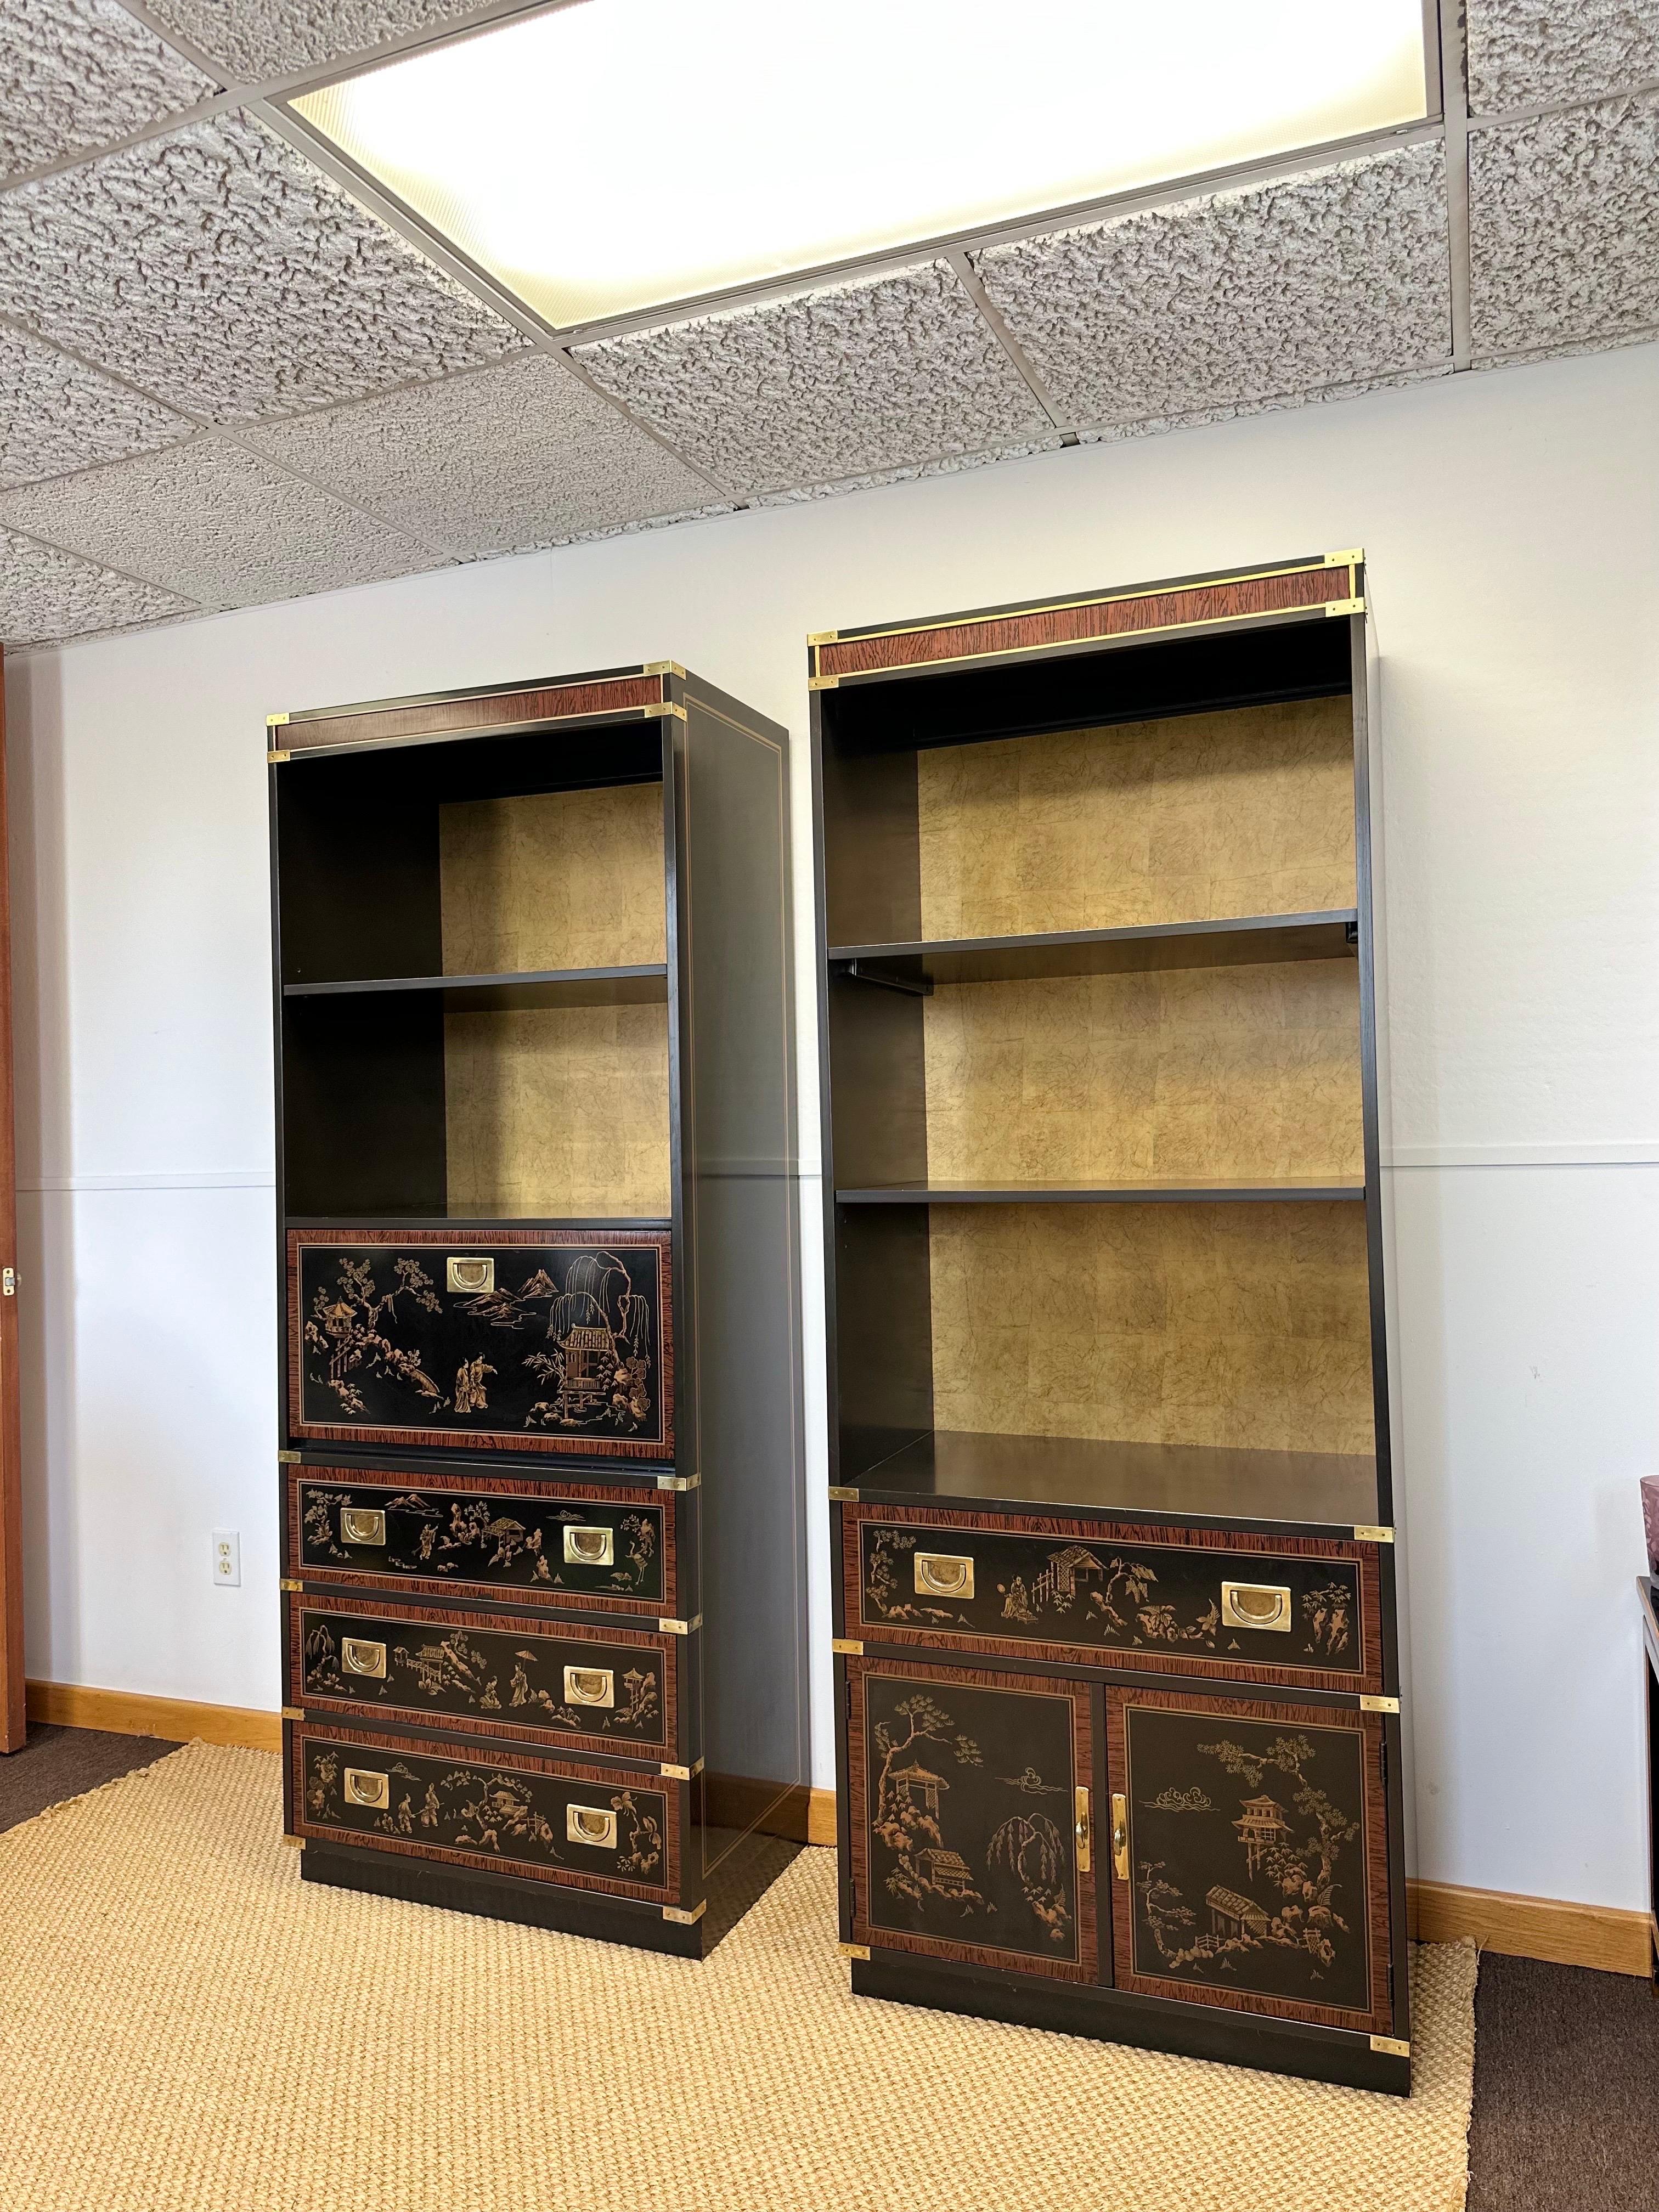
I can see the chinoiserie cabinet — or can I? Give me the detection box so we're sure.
[271,662,808,1954]
[811,556,1413,2091]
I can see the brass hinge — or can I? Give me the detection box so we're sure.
[267,749,291,764]
[656,1472,699,1492]
[838,1942,871,1960]
[281,1706,303,1722]
[832,1638,863,1656]
[278,1450,301,1465]
[658,1615,701,1636]
[644,700,689,721]
[1325,596,1365,618]
[643,659,686,679]
[828,1486,859,1503]
[808,675,839,691]
[1359,1695,1401,1714]
[663,1900,707,1925]
[1353,1525,1394,1543]
[1370,2034,1410,2058]
[280,1578,302,1593]
[1,1268,14,1297]
[280,1833,304,1850]
[1324,548,1365,567]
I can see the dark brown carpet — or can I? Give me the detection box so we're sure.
[3,1728,1655,2200]
[0,1720,181,1833]
[1468,1950,1659,2211]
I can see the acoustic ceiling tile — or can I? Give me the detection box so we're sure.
[141,1,496,85]
[0,436,445,610]
[246,351,717,556]
[0,110,522,424]
[973,140,1451,435]
[753,437,1066,506]
[1466,2,1659,116]
[0,324,194,488]
[1469,93,1659,358]
[575,262,1049,499]
[0,526,197,646]
[0,0,217,184]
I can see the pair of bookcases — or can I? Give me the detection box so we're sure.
[271,553,1409,2092]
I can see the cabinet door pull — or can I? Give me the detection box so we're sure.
[344,1768,388,1810]
[1074,1786,1091,1872]
[1110,1792,1130,1881]
[564,1525,614,1566]
[567,1805,617,1848]
[915,1551,974,1599]
[563,1666,615,1708]
[341,1638,387,1679]
[339,1508,386,1546]
[445,1256,494,1294]
[1221,1581,1292,1632]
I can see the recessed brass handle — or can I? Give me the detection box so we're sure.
[344,1768,388,1810]
[915,1551,974,1599]
[1110,1792,1129,1882]
[340,1508,386,1547]
[1074,1786,1091,1872]
[341,1638,387,1679]
[446,1255,494,1294]
[1221,1581,1292,1633]
[563,1666,614,1708]
[567,1804,617,1848]
[564,1525,614,1567]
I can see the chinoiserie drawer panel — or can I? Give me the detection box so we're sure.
[287,1592,682,1763]
[1108,1684,1393,2036]
[289,1720,680,1905]
[845,1654,1098,1984]
[286,1227,674,1460]
[285,1466,681,1622]
[843,1505,1383,1695]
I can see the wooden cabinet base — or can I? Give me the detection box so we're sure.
[850,1949,1412,2095]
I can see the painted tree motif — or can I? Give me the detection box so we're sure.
[987,1808,1072,1945]
[871,1694,986,1912]
[1301,1581,1354,1658]
[864,1531,961,1624]
[304,1256,444,1417]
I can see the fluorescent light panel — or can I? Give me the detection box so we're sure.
[296,0,1429,330]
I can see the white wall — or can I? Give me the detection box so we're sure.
[7,339,1657,1911]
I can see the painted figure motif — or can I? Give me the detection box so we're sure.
[302,1486,664,1599]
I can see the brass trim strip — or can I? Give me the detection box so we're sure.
[806,630,838,646]
[1324,547,1365,566]
[1370,2035,1410,2058]
[280,1834,304,1849]
[643,660,687,678]
[663,1901,707,1925]
[266,712,290,729]
[277,1450,300,1464]
[658,1615,702,1635]
[281,1706,303,1721]
[838,1942,871,1960]
[644,700,689,721]
[1354,1525,1395,1543]
[832,1638,863,1656]
[827,1486,859,1502]
[1326,596,1366,617]
[659,1763,694,1781]
[279,1578,302,1593]
[267,749,291,764]
[656,1473,699,1492]
[1359,1695,1401,1714]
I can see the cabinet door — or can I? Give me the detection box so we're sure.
[847,1657,1098,1981]
[1108,1685,1393,2034]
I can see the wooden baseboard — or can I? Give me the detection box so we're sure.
[1409,1877,1654,1979]
[699,1773,838,1847]
[25,1679,281,1753]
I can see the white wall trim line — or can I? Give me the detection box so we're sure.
[20,1172,276,1193]
[1384,1143,1659,1169]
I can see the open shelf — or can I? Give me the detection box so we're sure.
[836,1178,1365,1204]
[283,964,669,1011]
[844,1427,1380,1528]
[829,910,1358,988]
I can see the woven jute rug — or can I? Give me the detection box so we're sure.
[0,1743,1475,2211]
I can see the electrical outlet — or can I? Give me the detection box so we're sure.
[212,1530,240,1588]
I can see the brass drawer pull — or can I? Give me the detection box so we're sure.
[564,1525,614,1567]
[344,1768,389,1810]
[1074,1786,1091,1872]
[1221,1581,1292,1633]
[446,1255,494,1294]
[563,1666,614,1708]
[340,1508,386,1546]
[567,1804,617,1848]
[915,1551,974,1599]
[342,1638,387,1679]
[1110,1792,1129,1881]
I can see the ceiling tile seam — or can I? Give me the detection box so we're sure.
[248,98,746,507]
[1465,76,1659,131]
[1436,0,1472,371]
[943,252,1066,431]
[1468,320,1659,373]
[0,515,208,610]
[549,347,744,508]
[546,119,1451,352]
[206,428,465,562]
[0,310,204,463]
[1075,356,1457,448]
[0,89,239,198]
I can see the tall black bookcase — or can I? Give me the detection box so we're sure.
[270,661,807,1954]
[812,555,1413,2090]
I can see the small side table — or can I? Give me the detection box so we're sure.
[1641,1577,1659,1979]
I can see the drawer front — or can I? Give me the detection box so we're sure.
[845,1506,1381,1694]
[845,1655,1097,1983]
[286,1466,678,1620]
[289,1721,679,1904]
[287,1227,674,1460]
[1108,1685,1392,2034]
[287,1594,680,1762]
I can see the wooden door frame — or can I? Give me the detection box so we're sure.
[0,646,22,1750]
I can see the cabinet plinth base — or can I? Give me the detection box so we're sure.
[849,1953,1412,2096]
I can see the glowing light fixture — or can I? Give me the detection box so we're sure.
[295,0,1429,330]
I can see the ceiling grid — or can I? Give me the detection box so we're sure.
[0,0,1654,648]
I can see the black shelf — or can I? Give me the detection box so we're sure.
[828,910,1357,988]
[284,1211,671,1229]
[835,1178,1365,1205]
[283,964,668,1011]
[844,1427,1380,1527]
